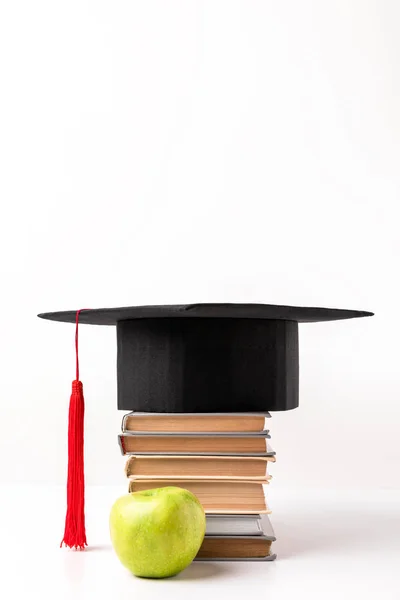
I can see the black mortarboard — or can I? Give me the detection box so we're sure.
[38,303,373,549]
[39,303,373,414]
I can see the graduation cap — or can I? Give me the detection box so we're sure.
[38,303,373,549]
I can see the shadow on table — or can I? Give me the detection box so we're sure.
[274,506,398,560]
[175,562,228,581]
[175,562,231,581]
[126,562,230,582]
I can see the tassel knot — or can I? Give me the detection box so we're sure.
[71,380,83,393]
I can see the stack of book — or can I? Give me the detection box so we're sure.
[119,412,276,561]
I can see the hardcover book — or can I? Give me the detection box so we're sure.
[122,412,271,433]
[128,479,270,514]
[125,455,275,479]
[205,514,275,537]
[118,434,274,456]
[195,535,276,561]
[197,514,276,560]
[205,515,263,536]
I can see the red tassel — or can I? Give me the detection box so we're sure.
[60,310,87,550]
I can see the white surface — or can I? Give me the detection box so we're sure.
[0,0,399,490]
[1,485,399,600]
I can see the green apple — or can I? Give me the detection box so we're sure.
[110,486,206,578]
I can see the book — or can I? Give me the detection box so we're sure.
[128,479,270,514]
[196,536,275,560]
[122,412,270,433]
[199,515,276,560]
[119,434,273,456]
[206,515,263,536]
[125,455,275,480]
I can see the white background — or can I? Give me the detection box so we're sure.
[1,2,400,598]
[1,1,399,491]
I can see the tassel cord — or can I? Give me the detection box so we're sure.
[60,309,88,550]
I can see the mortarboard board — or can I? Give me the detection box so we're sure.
[38,303,373,549]
[39,303,373,413]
